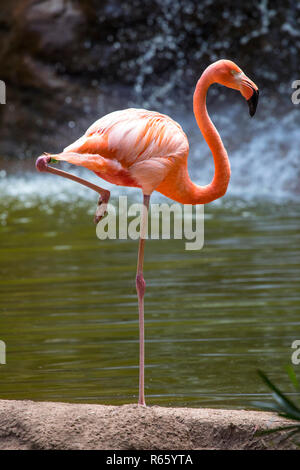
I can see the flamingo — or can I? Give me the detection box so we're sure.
[35,59,258,406]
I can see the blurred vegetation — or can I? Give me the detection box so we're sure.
[253,368,300,447]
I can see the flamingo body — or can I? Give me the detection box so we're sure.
[35,60,259,406]
[56,108,189,196]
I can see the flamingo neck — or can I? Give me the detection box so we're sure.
[182,67,231,204]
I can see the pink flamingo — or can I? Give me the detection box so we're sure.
[36,60,258,406]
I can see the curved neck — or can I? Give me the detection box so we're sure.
[180,68,231,204]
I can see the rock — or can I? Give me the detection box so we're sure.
[0,399,297,450]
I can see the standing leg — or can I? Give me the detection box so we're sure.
[136,193,150,406]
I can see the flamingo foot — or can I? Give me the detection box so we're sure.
[35,153,51,172]
[94,192,110,224]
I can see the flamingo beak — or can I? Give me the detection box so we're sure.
[247,88,259,117]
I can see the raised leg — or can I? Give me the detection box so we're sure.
[36,154,110,223]
[136,193,150,406]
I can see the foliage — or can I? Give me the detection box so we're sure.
[253,368,300,446]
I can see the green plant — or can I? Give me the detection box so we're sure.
[252,368,300,445]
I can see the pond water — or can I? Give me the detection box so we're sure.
[0,171,299,408]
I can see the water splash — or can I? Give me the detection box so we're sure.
[0,101,299,206]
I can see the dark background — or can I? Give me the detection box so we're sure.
[0,0,299,157]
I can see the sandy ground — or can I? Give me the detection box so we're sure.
[0,400,296,450]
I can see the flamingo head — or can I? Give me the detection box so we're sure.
[210,59,259,117]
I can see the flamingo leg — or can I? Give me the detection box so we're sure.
[136,193,150,406]
[35,154,110,223]
[36,153,150,405]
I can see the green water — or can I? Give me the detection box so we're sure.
[0,191,299,408]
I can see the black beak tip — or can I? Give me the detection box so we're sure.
[247,89,259,117]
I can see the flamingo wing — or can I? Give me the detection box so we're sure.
[54,108,189,194]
